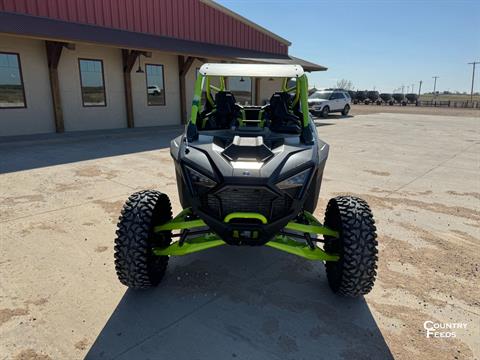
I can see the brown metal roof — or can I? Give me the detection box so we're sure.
[0,11,326,72]
[0,0,288,55]
[0,12,290,60]
[200,0,291,46]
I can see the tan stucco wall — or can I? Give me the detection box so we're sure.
[0,33,291,137]
[131,52,181,127]
[0,35,55,136]
[57,43,127,132]
[258,78,283,105]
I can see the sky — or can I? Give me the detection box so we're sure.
[217,0,480,94]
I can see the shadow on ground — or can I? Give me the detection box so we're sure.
[86,246,393,360]
[313,114,354,121]
[0,127,182,174]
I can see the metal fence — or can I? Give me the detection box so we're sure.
[417,100,480,109]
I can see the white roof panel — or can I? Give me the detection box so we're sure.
[199,63,304,77]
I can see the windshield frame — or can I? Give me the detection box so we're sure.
[310,91,332,100]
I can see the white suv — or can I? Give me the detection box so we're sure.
[308,89,351,118]
[147,85,162,96]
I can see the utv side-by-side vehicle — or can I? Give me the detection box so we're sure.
[114,64,378,297]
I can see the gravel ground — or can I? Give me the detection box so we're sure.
[0,113,479,359]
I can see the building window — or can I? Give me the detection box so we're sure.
[228,76,252,105]
[78,59,106,107]
[146,64,165,106]
[0,52,26,109]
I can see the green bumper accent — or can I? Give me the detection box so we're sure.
[153,233,338,261]
[285,211,339,237]
[153,233,225,256]
[266,235,339,261]
[224,212,268,224]
[152,209,339,261]
[154,208,206,232]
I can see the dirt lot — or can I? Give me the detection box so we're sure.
[350,104,480,117]
[1,113,479,359]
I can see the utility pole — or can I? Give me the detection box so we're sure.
[418,80,423,96]
[468,61,479,103]
[432,76,439,99]
[411,83,415,93]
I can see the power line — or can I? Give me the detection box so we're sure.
[432,76,439,98]
[468,61,479,103]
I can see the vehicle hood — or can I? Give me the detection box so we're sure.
[308,99,328,105]
[171,133,327,180]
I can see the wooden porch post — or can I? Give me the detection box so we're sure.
[122,49,138,128]
[122,49,152,128]
[178,55,196,125]
[45,41,73,133]
[255,78,261,105]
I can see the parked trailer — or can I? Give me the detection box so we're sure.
[355,90,368,104]
[367,91,380,105]
[405,93,418,105]
[379,93,394,105]
[393,93,407,106]
[348,90,357,103]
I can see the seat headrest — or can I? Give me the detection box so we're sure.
[215,91,236,103]
[270,92,292,106]
[215,91,237,114]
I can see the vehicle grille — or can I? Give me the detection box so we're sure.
[200,187,292,221]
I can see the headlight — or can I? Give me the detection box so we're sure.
[184,165,216,189]
[277,168,311,198]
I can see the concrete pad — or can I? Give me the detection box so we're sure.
[1,114,479,359]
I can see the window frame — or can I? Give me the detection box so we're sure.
[145,63,166,106]
[78,58,107,108]
[0,51,27,109]
[331,92,343,100]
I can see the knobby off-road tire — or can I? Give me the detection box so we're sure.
[114,190,172,289]
[323,196,378,297]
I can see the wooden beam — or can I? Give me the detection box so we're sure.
[45,41,66,133]
[255,77,260,105]
[122,49,139,128]
[178,56,187,125]
[179,56,195,77]
[122,49,152,128]
[178,56,203,124]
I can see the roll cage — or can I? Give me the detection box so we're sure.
[186,63,313,144]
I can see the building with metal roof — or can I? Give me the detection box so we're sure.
[0,0,326,136]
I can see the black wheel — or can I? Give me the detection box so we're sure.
[321,106,330,118]
[323,196,378,297]
[114,190,172,289]
[341,104,350,116]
